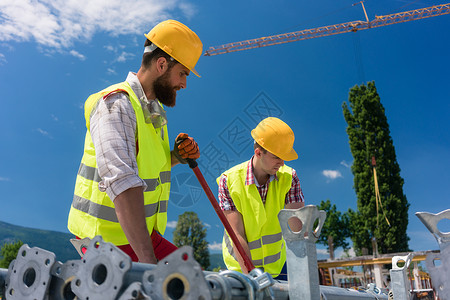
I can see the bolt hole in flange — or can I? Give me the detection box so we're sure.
[287,216,303,234]
[166,277,185,300]
[23,267,36,287]
[148,274,155,283]
[92,264,108,285]
[63,281,77,300]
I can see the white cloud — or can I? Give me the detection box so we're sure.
[203,223,211,229]
[115,51,135,63]
[104,45,134,62]
[69,49,86,60]
[340,160,351,168]
[322,170,342,180]
[35,128,53,139]
[0,177,10,181]
[51,114,58,121]
[178,2,196,19]
[0,0,194,52]
[0,53,6,65]
[166,220,177,229]
[208,242,222,251]
[107,68,117,75]
[104,45,115,52]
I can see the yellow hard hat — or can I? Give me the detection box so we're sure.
[251,117,298,161]
[144,20,203,77]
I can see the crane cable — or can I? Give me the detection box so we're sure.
[372,156,391,227]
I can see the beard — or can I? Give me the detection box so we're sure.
[153,70,177,107]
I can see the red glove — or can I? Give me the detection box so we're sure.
[173,133,200,163]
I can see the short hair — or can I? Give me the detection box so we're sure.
[142,39,178,70]
[254,142,267,153]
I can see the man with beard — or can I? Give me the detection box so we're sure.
[67,20,203,264]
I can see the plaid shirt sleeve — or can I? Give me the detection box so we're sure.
[285,169,305,204]
[218,174,237,211]
[90,92,147,201]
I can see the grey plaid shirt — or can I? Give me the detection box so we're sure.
[90,72,149,201]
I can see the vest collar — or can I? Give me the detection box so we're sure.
[246,156,278,187]
[126,72,146,100]
[126,72,167,129]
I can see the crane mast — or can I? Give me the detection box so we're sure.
[204,3,450,56]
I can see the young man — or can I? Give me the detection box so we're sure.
[218,117,305,280]
[68,20,202,264]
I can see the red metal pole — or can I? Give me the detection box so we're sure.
[187,159,255,273]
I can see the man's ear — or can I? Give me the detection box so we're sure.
[155,57,167,74]
[254,147,262,158]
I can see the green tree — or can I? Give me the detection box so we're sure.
[317,200,350,259]
[0,240,24,268]
[342,81,410,255]
[173,211,210,270]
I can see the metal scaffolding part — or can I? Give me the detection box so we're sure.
[2,207,450,299]
[203,3,450,56]
[204,274,388,299]
[416,209,450,300]
[117,282,150,300]
[278,205,326,299]
[389,253,413,300]
[69,235,133,300]
[141,245,212,300]
[320,285,387,299]
[5,244,56,300]
[48,259,81,300]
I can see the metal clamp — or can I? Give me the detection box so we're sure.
[220,270,255,299]
[70,235,132,300]
[279,205,326,242]
[142,246,212,300]
[416,209,450,249]
[117,281,151,300]
[278,205,326,300]
[205,272,233,300]
[5,244,56,300]
[48,259,82,300]
[416,209,450,300]
[389,253,413,300]
[248,268,275,299]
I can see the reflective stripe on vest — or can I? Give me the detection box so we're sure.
[77,163,171,191]
[224,231,283,267]
[72,195,168,222]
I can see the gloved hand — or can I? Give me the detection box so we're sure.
[173,133,200,164]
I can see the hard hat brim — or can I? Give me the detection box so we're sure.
[280,149,298,161]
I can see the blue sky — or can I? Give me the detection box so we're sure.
[1,0,449,259]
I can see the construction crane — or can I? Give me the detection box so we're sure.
[204,2,450,56]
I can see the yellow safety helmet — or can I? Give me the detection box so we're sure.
[251,117,298,161]
[144,20,203,77]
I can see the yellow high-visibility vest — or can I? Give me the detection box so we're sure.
[218,161,292,277]
[68,81,171,245]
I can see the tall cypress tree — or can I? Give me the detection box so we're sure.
[342,81,410,255]
[173,211,210,270]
